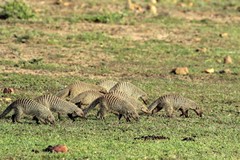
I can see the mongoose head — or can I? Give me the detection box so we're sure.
[140,108,151,115]
[72,108,84,118]
[46,114,56,125]
[191,102,203,117]
[195,108,203,117]
[127,111,139,121]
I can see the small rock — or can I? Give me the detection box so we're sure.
[172,67,189,75]
[224,55,233,64]
[0,97,12,103]
[219,69,232,74]
[204,68,214,74]
[236,6,240,12]
[147,4,158,16]
[4,97,12,102]
[3,88,14,94]
[194,37,201,42]
[150,0,158,4]
[52,145,68,153]
[216,59,222,63]
[219,33,228,38]
[195,48,207,53]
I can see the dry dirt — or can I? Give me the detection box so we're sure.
[0,0,239,78]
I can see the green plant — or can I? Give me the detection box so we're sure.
[0,0,35,19]
[83,12,125,24]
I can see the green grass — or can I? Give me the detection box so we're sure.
[0,0,35,20]
[0,0,240,159]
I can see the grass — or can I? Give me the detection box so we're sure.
[0,0,240,159]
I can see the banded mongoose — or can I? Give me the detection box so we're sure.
[148,94,203,118]
[84,94,139,122]
[108,90,150,115]
[0,98,55,124]
[96,80,118,92]
[56,81,107,100]
[34,94,84,121]
[109,82,148,105]
[70,90,104,109]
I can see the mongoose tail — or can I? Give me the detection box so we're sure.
[83,97,102,116]
[147,98,162,114]
[0,103,15,118]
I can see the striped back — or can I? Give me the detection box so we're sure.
[35,94,84,117]
[35,94,76,110]
[70,90,104,105]
[109,82,147,100]
[70,81,107,94]
[107,90,149,113]
[97,80,118,92]
[102,94,137,114]
[13,98,49,113]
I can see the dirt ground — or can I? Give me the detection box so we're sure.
[0,0,239,78]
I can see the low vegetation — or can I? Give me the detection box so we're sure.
[0,0,239,159]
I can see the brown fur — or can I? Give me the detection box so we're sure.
[149,94,203,118]
[84,94,139,122]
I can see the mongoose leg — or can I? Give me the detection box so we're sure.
[38,117,48,124]
[179,108,186,117]
[99,104,107,120]
[57,112,63,120]
[14,109,23,123]
[125,116,131,122]
[184,110,189,118]
[32,116,40,124]
[75,102,82,108]
[165,104,173,118]
[118,114,123,121]
[67,113,75,122]
[69,89,78,99]
[11,114,17,123]
[96,110,101,118]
